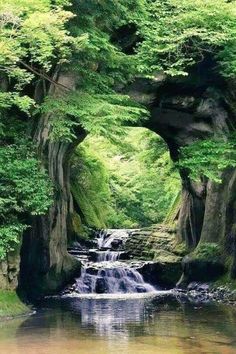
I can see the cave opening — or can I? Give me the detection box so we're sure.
[69,127,182,238]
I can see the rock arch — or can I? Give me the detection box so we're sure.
[19,63,236,298]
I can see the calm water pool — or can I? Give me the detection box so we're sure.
[0,293,236,354]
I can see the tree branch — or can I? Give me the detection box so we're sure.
[19,61,71,91]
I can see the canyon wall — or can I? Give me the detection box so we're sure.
[129,64,236,284]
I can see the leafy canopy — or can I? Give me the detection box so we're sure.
[0,134,53,259]
[72,128,181,229]
[1,0,236,257]
[0,0,81,109]
[137,0,236,77]
[177,135,236,183]
[0,0,147,257]
[42,0,148,142]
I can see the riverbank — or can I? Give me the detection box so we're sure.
[0,291,30,318]
[175,281,236,306]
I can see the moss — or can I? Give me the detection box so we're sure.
[154,251,182,264]
[0,291,30,318]
[193,242,221,261]
[71,212,91,242]
[164,191,182,226]
[213,274,236,290]
[173,242,189,256]
[72,183,107,229]
[180,243,226,283]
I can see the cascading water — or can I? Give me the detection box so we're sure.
[97,251,121,262]
[96,229,130,249]
[68,230,156,295]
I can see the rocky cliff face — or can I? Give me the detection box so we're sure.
[16,63,236,297]
[20,73,85,298]
[129,63,236,285]
[0,249,21,290]
[124,225,183,287]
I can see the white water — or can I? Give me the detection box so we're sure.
[96,229,130,249]
[97,251,121,262]
[72,230,156,295]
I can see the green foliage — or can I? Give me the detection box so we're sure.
[0,135,53,259]
[0,142,53,214]
[0,0,79,81]
[42,93,148,142]
[137,0,236,77]
[0,1,148,256]
[71,147,113,229]
[0,0,149,257]
[41,0,149,142]
[178,135,236,182]
[0,0,84,145]
[0,223,25,260]
[70,0,144,91]
[194,242,221,261]
[0,92,35,114]
[72,128,181,229]
[0,290,29,317]
[1,0,236,257]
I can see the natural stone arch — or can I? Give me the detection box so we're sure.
[20,62,236,298]
[127,67,236,284]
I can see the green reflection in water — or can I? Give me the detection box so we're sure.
[0,294,236,354]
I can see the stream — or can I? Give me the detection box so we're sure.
[1,230,236,353]
[1,296,236,353]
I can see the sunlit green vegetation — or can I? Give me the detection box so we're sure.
[1,0,236,256]
[71,128,181,229]
[138,0,236,77]
[178,134,236,183]
[0,291,29,317]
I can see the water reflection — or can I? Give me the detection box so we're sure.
[0,294,236,353]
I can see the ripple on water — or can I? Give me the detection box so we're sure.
[1,294,236,354]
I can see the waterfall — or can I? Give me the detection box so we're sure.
[68,230,156,295]
[97,251,121,262]
[96,229,130,249]
[75,264,155,294]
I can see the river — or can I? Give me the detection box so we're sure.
[1,229,236,354]
[0,295,236,354]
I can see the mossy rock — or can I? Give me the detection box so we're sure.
[0,291,30,318]
[177,242,226,284]
[68,212,96,247]
[181,255,226,283]
[139,260,182,288]
[193,242,222,261]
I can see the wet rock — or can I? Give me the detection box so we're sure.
[174,282,236,305]
[228,290,236,302]
[88,250,99,262]
[187,282,209,292]
[95,278,108,293]
[112,269,123,279]
[118,252,130,261]
[86,267,99,275]
[118,280,127,292]
[187,282,199,291]
[198,283,210,292]
[136,286,147,293]
[111,239,122,249]
[182,257,226,283]
[138,261,182,289]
